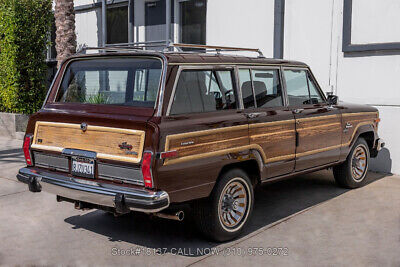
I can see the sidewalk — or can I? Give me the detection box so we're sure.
[0,137,23,182]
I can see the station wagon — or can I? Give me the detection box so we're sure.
[17,43,384,241]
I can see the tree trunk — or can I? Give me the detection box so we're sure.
[54,0,76,68]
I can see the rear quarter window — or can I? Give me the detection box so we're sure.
[169,69,237,115]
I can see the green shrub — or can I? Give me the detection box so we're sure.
[0,0,52,114]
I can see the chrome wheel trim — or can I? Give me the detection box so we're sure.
[351,144,368,182]
[217,177,251,232]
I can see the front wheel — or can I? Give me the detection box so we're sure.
[193,169,254,242]
[333,137,370,188]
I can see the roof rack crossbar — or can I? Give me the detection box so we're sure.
[170,43,264,58]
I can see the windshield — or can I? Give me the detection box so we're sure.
[56,57,163,107]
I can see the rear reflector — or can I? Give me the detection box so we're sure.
[23,135,33,166]
[141,151,153,188]
[160,150,178,159]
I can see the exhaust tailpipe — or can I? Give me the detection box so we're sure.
[153,210,184,221]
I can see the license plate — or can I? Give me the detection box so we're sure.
[71,157,95,178]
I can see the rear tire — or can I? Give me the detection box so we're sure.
[333,137,370,188]
[193,168,254,242]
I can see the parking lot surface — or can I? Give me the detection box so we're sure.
[0,137,399,266]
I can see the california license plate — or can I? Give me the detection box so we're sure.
[71,157,95,178]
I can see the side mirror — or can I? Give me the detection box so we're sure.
[326,92,338,105]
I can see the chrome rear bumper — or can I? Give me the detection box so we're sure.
[17,167,169,213]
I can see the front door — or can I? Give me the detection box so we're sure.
[238,67,296,178]
[283,68,342,171]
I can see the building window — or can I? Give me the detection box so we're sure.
[107,5,128,44]
[180,0,206,45]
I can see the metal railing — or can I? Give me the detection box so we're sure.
[77,41,265,58]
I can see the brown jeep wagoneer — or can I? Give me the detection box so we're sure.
[17,44,384,241]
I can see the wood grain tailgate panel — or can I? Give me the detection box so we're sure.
[31,122,145,163]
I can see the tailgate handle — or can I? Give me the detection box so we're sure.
[62,148,97,159]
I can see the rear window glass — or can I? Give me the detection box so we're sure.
[56,57,162,107]
[169,69,237,115]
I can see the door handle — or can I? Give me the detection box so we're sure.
[292,109,304,114]
[326,106,335,111]
[245,112,262,119]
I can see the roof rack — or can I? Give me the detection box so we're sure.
[76,40,168,54]
[170,43,264,58]
[76,41,264,58]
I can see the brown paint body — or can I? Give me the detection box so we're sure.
[24,52,380,203]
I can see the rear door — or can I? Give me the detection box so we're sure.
[156,66,250,200]
[282,67,342,171]
[238,66,296,178]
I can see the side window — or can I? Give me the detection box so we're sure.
[169,69,237,115]
[284,69,324,106]
[251,69,283,108]
[238,69,255,108]
[307,74,324,103]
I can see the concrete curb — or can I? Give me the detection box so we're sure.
[0,112,29,140]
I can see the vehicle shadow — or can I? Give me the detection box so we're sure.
[64,170,388,257]
[0,148,24,163]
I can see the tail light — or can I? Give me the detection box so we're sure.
[141,151,153,188]
[23,134,34,166]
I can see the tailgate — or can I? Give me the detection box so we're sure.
[32,121,145,163]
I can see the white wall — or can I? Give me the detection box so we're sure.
[284,0,400,174]
[351,0,400,44]
[284,0,338,93]
[74,1,101,47]
[75,10,100,47]
[206,0,275,58]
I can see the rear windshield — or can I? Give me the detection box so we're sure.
[56,57,163,107]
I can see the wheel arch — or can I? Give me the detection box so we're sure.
[341,124,377,161]
[216,149,264,189]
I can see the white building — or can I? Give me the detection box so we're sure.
[55,0,398,173]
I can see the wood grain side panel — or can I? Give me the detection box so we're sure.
[342,112,378,146]
[165,125,252,165]
[296,114,342,156]
[163,112,378,166]
[31,121,145,163]
[168,128,248,151]
[249,120,296,163]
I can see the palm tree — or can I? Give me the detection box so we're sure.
[54,0,76,67]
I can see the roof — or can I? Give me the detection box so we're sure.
[69,49,308,67]
[163,52,307,66]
